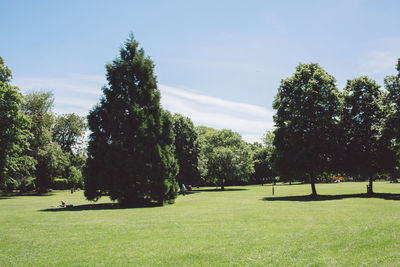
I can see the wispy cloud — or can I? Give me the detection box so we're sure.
[159,85,274,143]
[13,74,105,116]
[14,75,104,96]
[12,75,274,143]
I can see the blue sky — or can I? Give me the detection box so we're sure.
[1,0,400,142]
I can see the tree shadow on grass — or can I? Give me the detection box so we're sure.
[40,202,162,212]
[262,193,400,202]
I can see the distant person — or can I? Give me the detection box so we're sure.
[58,200,73,208]
[188,184,192,191]
[181,184,186,195]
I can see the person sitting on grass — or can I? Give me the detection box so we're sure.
[57,200,73,208]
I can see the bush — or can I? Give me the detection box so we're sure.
[52,178,69,190]
[68,166,83,188]
[19,177,36,192]
[3,179,18,192]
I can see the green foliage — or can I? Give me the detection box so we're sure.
[250,131,275,184]
[22,91,59,193]
[0,56,35,190]
[67,166,83,188]
[52,178,69,190]
[18,176,36,192]
[53,113,87,154]
[384,58,400,176]
[273,63,340,196]
[197,127,253,189]
[340,76,393,193]
[85,35,179,206]
[172,113,200,186]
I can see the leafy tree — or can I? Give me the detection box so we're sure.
[172,113,200,186]
[273,63,340,196]
[53,113,87,187]
[0,57,35,191]
[340,76,392,193]
[250,132,275,185]
[197,127,253,189]
[22,91,59,193]
[384,59,400,176]
[85,35,179,206]
[53,113,86,155]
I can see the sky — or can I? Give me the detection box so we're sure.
[1,0,400,143]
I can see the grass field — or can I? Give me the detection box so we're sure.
[1,181,400,266]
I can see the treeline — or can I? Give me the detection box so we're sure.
[273,61,400,196]
[0,57,87,192]
[1,35,399,205]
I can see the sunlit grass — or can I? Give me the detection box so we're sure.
[1,182,400,266]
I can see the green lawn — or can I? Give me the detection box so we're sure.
[1,182,400,266]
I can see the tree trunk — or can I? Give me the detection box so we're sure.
[310,170,317,197]
[367,177,373,194]
[220,177,225,190]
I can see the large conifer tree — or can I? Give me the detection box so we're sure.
[85,35,179,206]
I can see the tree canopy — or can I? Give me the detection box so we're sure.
[273,63,340,196]
[85,35,179,206]
[53,113,87,155]
[197,127,253,190]
[172,113,200,186]
[340,76,392,193]
[22,91,60,193]
[384,58,400,176]
[0,57,35,191]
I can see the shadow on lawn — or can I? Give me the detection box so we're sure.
[40,202,162,212]
[262,192,400,202]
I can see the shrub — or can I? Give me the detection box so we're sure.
[18,177,36,192]
[52,178,69,190]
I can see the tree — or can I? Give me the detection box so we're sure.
[0,57,35,190]
[273,63,340,196]
[22,91,58,193]
[172,113,200,186]
[250,131,275,185]
[197,127,253,190]
[340,76,392,193]
[53,113,87,187]
[53,113,86,155]
[384,59,400,176]
[85,35,179,206]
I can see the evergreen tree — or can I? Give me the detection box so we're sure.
[85,35,179,206]
[273,63,340,196]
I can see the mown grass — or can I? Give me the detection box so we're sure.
[1,182,400,266]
